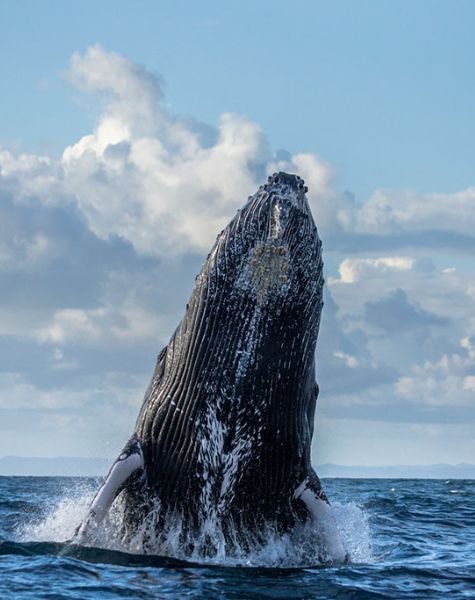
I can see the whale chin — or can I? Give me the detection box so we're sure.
[75,172,347,563]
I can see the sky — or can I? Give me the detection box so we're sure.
[0,0,474,466]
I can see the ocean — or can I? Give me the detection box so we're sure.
[0,476,473,599]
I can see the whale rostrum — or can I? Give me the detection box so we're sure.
[76,172,347,562]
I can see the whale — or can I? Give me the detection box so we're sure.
[76,172,346,562]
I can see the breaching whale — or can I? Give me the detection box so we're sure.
[76,172,346,562]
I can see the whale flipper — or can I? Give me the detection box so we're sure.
[294,471,347,563]
[75,438,145,539]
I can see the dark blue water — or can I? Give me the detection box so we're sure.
[0,477,474,598]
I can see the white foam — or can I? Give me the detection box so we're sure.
[17,484,96,543]
[18,486,373,567]
[328,502,373,564]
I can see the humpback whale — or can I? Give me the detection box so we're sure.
[76,172,346,562]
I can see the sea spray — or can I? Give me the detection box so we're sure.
[18,483,373,567]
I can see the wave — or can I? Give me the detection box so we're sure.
[0,540,198,569]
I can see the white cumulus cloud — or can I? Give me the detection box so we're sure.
[59,45,336,256]
[331,257,415,284]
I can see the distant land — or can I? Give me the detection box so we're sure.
[317,463,475,480]
[0,456,474,479]
[0,456,110,477]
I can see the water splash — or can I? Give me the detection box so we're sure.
[17,483,95,543]
[329,502,373,564]
[17,485,373,567]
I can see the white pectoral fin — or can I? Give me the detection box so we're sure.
[75,439,144,540]
[294,480,348,563]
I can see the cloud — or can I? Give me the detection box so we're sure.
[0,45,366,260]
[0,369,148,457]
[353,188,475,239]
[329,255,475,328]
[364,288,449,332]
[395,336,475,407]
[35,301,164,345]
[0,372,88,410]
[60,46,337,256]
[3,45,475,261]
[35,308,106,344]
[0,232,53,272]
[331,257,415,284]
[68,45,163,134]
[320,256,475,421]
[317,288,398,397]
[329,188,475,255]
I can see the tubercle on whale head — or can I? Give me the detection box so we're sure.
[231,172,312,224]
[264,171,308,194]
[254,172,312,222]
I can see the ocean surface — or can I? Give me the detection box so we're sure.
[0,476,473,599]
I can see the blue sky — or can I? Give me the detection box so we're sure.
[2,0,475,201]
[1,1,474,466]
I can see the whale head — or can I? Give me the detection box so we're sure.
[200,172,323,318]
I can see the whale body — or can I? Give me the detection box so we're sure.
[77,172,346,561]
